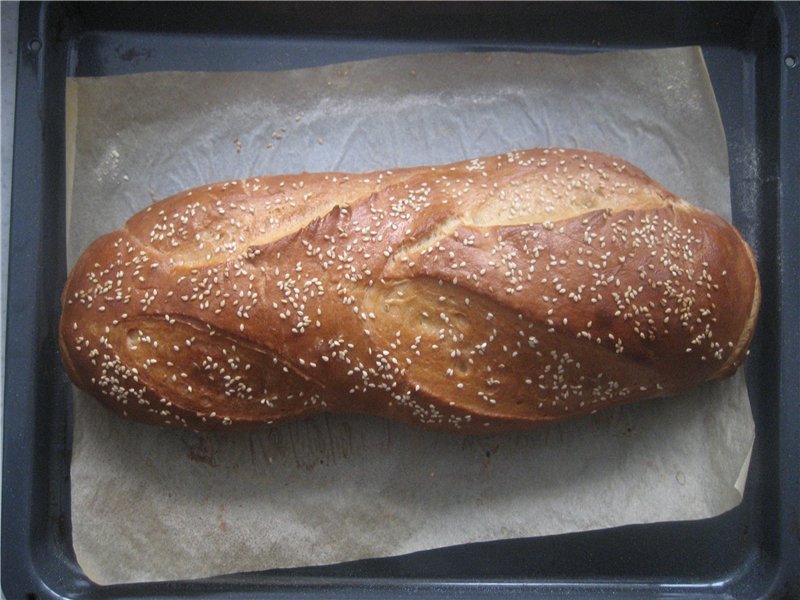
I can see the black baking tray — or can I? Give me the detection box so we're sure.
[3,2,799,598]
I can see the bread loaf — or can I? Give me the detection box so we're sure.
[59,148,760,433]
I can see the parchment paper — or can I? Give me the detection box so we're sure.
[65,47,755,584]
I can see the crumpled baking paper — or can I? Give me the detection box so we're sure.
[65,47,754,584]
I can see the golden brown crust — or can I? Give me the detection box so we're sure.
[59,148,760,432]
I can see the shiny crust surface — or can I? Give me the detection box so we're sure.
[60,148,760,432]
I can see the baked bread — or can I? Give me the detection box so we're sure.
[59,148,760,433]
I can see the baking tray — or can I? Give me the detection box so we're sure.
[3,2,798,598]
